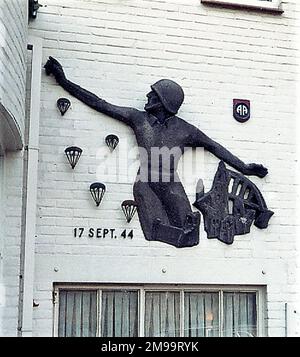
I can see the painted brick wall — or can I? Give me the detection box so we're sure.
[29,0,300,336]
[0,155,4,335]
[0,0,27,144]
[0,151,25,336]
[0,0,27,336]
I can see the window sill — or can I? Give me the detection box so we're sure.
[201,0,284,14]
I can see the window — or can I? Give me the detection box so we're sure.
[58,290,97,337]
[145,291,180,337]
[54,285,265,337]
[184,292,220,337]
[101,290,138,337]
[201,0,283,13]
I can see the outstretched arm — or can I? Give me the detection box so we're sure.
[187,126,268,178]
[44,57,138,126]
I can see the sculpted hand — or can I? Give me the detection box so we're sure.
[245,163,268,178]
[44,56,65,80]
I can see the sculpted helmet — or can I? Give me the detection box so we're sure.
[151,79,184,115]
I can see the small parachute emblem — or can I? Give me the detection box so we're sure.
[57,98,71,116]
[121,200,137,223]
[90,182,106,207]
[64,146,82,169]
[105,134,119,151]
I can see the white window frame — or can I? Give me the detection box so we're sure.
[53,284,266,337]
[201,0,283,13]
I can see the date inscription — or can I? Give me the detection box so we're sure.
[73,227,133,239]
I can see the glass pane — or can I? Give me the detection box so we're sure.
[58,290,97,337]
[184,292,219,337]
[101,290,138,337]
[144,291,180,337]
[223,292,257,337]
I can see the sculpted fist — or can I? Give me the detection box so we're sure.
[44,56,65,79]
[245,163,268,178]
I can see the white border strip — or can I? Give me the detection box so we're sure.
[19,36,43,337]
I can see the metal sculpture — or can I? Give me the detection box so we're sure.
[29,0,42,19]
[121,200,137,223]
[90,182,106,207]
[193,161,274,244]
[57,98,71,116]
[64,146,82,169]
[45,57,269,248]
[105,134,119,151]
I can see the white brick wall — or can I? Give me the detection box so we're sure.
[0,0,27,147]
[0,0,27,336]
[0,155,4,335]
[0,151,24,336]
[28,0,300,336]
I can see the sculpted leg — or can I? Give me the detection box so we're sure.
[149,182,200,248]
[133,181,169,241]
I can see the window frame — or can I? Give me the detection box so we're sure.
[201,0,283,13]
[53,284,266,337]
